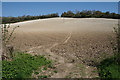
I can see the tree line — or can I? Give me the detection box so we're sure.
[2,10,120,24]
[61,10,120,19]
[2,13,59,24]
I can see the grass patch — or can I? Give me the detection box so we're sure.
[97,56,120,79]
[2,52,52,79]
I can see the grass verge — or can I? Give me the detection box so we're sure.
[2,52,52,79]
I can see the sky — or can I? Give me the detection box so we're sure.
[1,0,120,2]
[2,2,118,17]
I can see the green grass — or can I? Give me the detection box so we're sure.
[97,56,120,79]
[2,52,52,79]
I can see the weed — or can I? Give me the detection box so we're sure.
[65,75,71,78]
[54,70,57,73]
[91,70,96,73]
[97,56,120,78]
[79,64,84,68]
[43,67,47,70]
[48,64,52,68]
[69,72,72,74]
[52,66,56,69]
[2,52,52,78]
[48,75,51,77]
[38,75,48,78]
[34,72,39,75]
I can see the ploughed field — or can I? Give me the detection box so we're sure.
[10,18,117,78]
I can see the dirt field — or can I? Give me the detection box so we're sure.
[10,18,118,78]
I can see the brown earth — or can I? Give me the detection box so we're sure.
[10,18,118,78]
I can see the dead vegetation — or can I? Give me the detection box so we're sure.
[1,24,19,60]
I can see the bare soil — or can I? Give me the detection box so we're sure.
[10,18,117,78]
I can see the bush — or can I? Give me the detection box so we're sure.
[97,56,120,79]
[1,24,19,60]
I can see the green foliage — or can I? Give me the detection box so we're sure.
[61,11,75,17]
[3,10,120,24]
[61,10,120,19]
[34,72,39,75]
[2,13,59,24]
[54,70,57,73]
[38,75,48,78]
[97,24,120,79]
[43,67,47,70]
[2,52,52,79]
[113,26,120,66]
[97,56,120,79]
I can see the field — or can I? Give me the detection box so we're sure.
[10,18,117,78]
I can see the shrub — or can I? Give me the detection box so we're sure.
[97,56,120,78]
[1,24,19,60]
[97,25,120,79]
